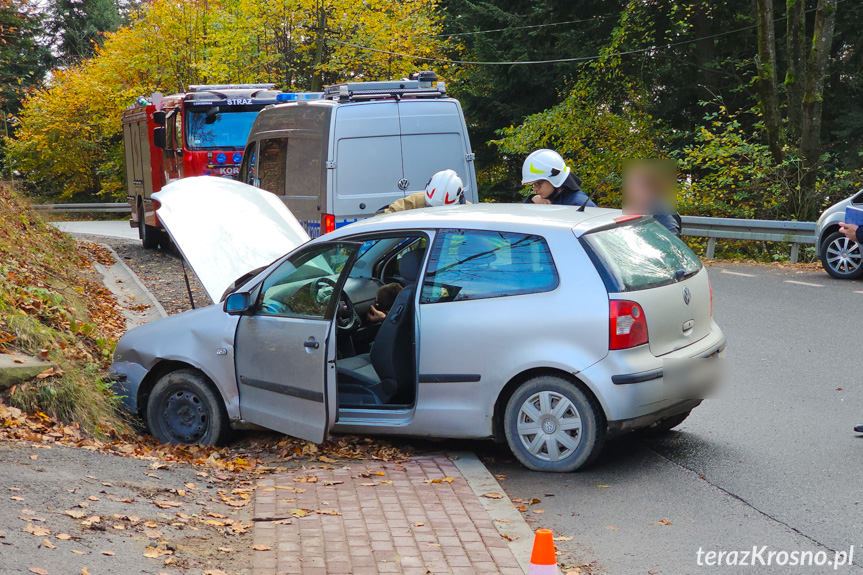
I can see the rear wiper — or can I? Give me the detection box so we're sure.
[675,268,698,282]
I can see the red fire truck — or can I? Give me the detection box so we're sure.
[121,84,282,248]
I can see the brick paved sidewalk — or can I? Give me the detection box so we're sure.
[252,455,526,575]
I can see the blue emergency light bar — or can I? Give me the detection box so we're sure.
[276,92,325,102]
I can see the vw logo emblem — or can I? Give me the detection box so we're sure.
[397,178,410,191]
[682,286,691,305]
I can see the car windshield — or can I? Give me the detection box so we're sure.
[185,107,261,150]
[582,219,702,292]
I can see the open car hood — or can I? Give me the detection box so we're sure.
[153,177,310,304]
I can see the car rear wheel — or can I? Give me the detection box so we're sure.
[139,203,160,250]
[504,376,605,472]
[820,231,863,279]
[146,369,229,446]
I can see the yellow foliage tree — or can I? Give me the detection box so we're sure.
[9,0,444,200]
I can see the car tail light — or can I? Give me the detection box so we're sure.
[613,214,641,223]
[609,300,648,349]
[321,213,336,235]
[709,276,714,317]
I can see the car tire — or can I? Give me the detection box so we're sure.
[819,230,863,279]
[504,375,605,472]
[146,369,230,446]
[646,409,692,434]
[139,203,160,250]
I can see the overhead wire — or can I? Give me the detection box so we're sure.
[330,0,844,67]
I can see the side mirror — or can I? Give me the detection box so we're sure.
[224,292,251,315]
[153,111,166,126]
[153,127,167,149]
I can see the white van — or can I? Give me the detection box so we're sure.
[237,72,478,237]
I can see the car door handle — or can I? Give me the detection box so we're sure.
[304,339,320,350]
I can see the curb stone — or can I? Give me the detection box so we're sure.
[93,243,168,328]
[449,451,534,574]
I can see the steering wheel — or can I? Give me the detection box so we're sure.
[309,277,360,331]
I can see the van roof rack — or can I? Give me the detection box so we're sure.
[188,83,276,91]
[324,72,445,102]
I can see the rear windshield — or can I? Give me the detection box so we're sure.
[581,219,702,292]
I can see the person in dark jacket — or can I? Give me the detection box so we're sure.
[521,149,596,208]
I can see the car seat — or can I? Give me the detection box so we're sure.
[336,248,424,405]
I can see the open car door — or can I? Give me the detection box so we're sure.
[234,241,359,443]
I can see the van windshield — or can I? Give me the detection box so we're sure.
[185,107,263,150]
[582,219,702,292]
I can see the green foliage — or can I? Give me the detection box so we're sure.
[492,78,663,204]
[677,100,861,220]
[47,0,123,66]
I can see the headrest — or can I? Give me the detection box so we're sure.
[399,249,425,283]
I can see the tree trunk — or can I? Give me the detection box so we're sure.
[797,0,838,220]
[753,0,785,163]
[785,0,807,142]
[310,4,326,92]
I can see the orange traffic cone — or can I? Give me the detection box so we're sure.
[528,528,561,575]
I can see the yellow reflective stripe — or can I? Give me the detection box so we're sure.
[529,162,545,174]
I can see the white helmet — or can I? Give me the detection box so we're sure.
[521,149,571,188]
[425,169,464,207]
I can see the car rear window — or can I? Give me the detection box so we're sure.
[581,219,702,292]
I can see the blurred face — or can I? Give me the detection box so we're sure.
[622,159,677,214]
[530,180,556,198]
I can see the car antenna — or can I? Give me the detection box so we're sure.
[181,259,196,310]
[578,170,615,212]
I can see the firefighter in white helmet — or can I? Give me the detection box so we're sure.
[379,169,466,214]
[521,149,595,207]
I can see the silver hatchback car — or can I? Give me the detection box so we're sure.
[110,178,726,472]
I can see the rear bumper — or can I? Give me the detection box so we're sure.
[579,321,725,425]
[611,336,726,385]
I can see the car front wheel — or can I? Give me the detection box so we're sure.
[146,369,230,446]
[820,230,863,279]
[504,375,605,472]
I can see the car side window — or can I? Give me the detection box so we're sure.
[239,141,256,184]
[257,243,355,319]
[258,137,287,193]
[420,230,558,304]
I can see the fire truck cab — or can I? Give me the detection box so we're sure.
[122,84,282,248]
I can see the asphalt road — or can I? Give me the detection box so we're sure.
[485,262,863,575]
[52,220,140,240]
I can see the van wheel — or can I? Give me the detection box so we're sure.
[146,369,230,446]
[504,376,605,472]
[820,231,863,279]
[139,203,160,250]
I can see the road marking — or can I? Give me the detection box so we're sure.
[721,270,757,277]
[784,280,823,287]
[856,291,863,294]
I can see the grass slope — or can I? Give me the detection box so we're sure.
[0,184,127,435]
